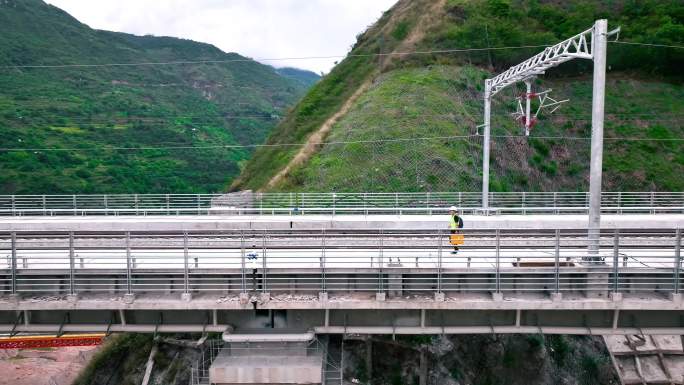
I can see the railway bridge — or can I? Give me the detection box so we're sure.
[1,191,683,384]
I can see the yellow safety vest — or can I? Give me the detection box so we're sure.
[449,215,464,245]
[449,215,458,230]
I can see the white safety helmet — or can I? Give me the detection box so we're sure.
[449,206,458,212]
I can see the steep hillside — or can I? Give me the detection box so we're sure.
[0,0,317,194]
[232,0,684,192]
[276,65,684,192]
[345,335,617,385]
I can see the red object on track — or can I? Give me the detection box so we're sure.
[0,334,105,349]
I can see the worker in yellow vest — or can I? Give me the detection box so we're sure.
[449,206,464,254]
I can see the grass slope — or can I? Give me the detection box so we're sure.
[0,0,316,194]
[233,0,683,192]
[273,65,683,192]
[231,0,437,190]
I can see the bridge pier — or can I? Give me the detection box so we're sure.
[209,333,323,385]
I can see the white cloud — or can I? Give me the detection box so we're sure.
[44,0,397,73]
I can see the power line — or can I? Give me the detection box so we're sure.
[2,132,683,153]
[0,45,557,69]
[491,134,684,141]
[1,115,282,124]
[0,40,678,70]
[0,135,477,152]
[610,41,684,50]
[3,111,682,123]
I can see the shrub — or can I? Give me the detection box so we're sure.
[392,21,412,41]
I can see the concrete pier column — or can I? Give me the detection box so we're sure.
[210,332,323,384]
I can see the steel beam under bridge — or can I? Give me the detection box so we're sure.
[1,305,684,336]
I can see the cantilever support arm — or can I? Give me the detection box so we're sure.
[488,27,594,96]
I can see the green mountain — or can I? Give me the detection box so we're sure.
[0,0,316,194]
[276,67,321,88]
[232,0,684,192]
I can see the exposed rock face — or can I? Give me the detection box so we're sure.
[343,334,619,385]
[0,346,99,385]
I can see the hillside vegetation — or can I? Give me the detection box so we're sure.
[232,0,684,192]
[345,334,617,385]
[0,0,317,194]
[278,65,684,192]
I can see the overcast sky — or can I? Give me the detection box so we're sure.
[44,0,397,73]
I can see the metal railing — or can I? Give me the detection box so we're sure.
[0,228,681,297]
[0,192,683,216]
[190,339,224,385]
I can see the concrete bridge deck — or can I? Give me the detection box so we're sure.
[0,227,681,335]
[0,213,682,231]
[1,291,683,336]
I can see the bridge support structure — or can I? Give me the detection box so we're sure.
[1,293,683,336]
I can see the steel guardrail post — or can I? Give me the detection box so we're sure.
[379,229,384,293]
[553,192,558,214]
[11,195,15,216]
[437,230,443,294]
[496,230,501,293]
[613,229,620,293]
[125,232,132,295]
[555,229,560,293]
[617,192,622,214]
[262,230,267,293]
[321,229,326,293]
[395,193,399,215]
[240,231,246,294]
[183,232,189,295]
[675,229,682,294]
[69,232,75,296]
[522,192,526,215]
[10,232,17,294]
[42,195,46,216]
[585,192,589,212]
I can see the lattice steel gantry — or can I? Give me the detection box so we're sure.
[481,19,619,256]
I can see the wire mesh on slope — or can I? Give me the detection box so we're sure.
[279,135,484,192]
